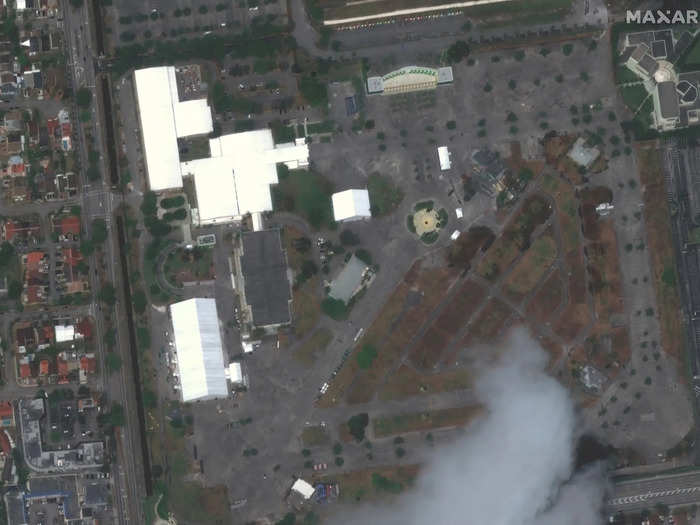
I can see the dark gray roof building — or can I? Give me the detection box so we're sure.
[658,81,680,119]
[237,229,292,328]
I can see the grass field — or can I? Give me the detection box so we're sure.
[502,233,557,302]
[681,35,700,70]
[541,173,580,254]
[379,365,472,400]
[301,425,331,447]
[316,465,419,503]
[636,145,685,361]
[373,406,483,437]
[619,84,649,112]
[163,247,213,285]
[272,170,335,230]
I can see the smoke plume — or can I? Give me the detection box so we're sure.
[332,328,608,525]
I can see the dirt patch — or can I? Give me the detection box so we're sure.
[409,279,487,369]
[542,172,580,254]
[345,265,459,404]
[414,208,439,235]
[461,297,514,346]
[502,230,557,303]
[525,268,564,324]
[477,194,553,282]
[446,226,495,270]
[553,302,591,342]
[301,425,331,447]
[544,133,585,185]
[586,219,624,319]
[317,281,411,408]
[636,144,685,361]
[315,464,420,504]
[378,365,472,401]
[372,406,484,437]
[292,276,321,338]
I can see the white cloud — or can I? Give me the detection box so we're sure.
[332,328,607,525]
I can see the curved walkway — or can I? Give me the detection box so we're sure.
[155,243,182,295]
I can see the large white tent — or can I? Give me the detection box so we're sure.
[134,66,309,225]
[169,298,228,402]
[180,130,309,225]
[133,66,213,192]
[332,189,371,222]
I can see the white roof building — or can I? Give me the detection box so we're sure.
[226,362,244,385]
[180,131,309,225]
[332,189,371,222]
[134,67,310,224]
[438,146,451,171]
[291,479,316,500]
[54,325,75,343]
[169,298,228,402]
[134,66,213,192]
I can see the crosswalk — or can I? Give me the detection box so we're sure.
[609,486,700,506]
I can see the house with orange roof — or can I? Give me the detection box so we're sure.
[19,362,31,379]
[38,359,49,376]
[59,215,80,237]
[0,402,14,427]
[76,317,92,340]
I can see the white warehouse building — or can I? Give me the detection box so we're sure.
[134,66,310,226]
[169,298,228,402]
[332,189,371,222]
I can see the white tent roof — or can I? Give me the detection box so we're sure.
[332,189,371,222]
[227,362,243,384]
[438,146,451,171]
[55,325,74,343]
[169,298,228,402]
[134,67,212,192]
[180,129,309,225]
[291,479,315,499]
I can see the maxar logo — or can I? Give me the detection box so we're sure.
[626,10,698,24]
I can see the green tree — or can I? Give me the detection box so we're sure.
[445,40,469,63]
[321,297,346,320]
[347,413,369,442]
[357,344,377,369]
[91,218,108,244]
[76,87,92,108]
[133,289,147,314]
[98,283,116,305]
[299,75,327,107]
[105,352,122,373]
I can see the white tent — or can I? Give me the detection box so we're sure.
[332,189,371,222]
[54,325,75,343]
[169,298,228,402]
[134,66,213,192]
[291,479,315,500]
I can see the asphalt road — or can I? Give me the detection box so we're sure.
[609,470,700,513]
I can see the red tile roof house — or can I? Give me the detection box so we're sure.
[38,359,49,377]
[0,402,14,427]
[19,363,31,380]
[80,355,96,374]
[57,356,69,384]
[59,215,80,237]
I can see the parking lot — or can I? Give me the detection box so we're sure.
[103,0,288,50]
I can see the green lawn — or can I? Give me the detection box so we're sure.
[273,170,335,229]
[682,36,700,69]
[619,84,648,112]
[368,173,403,216]
[615,66,640,84]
